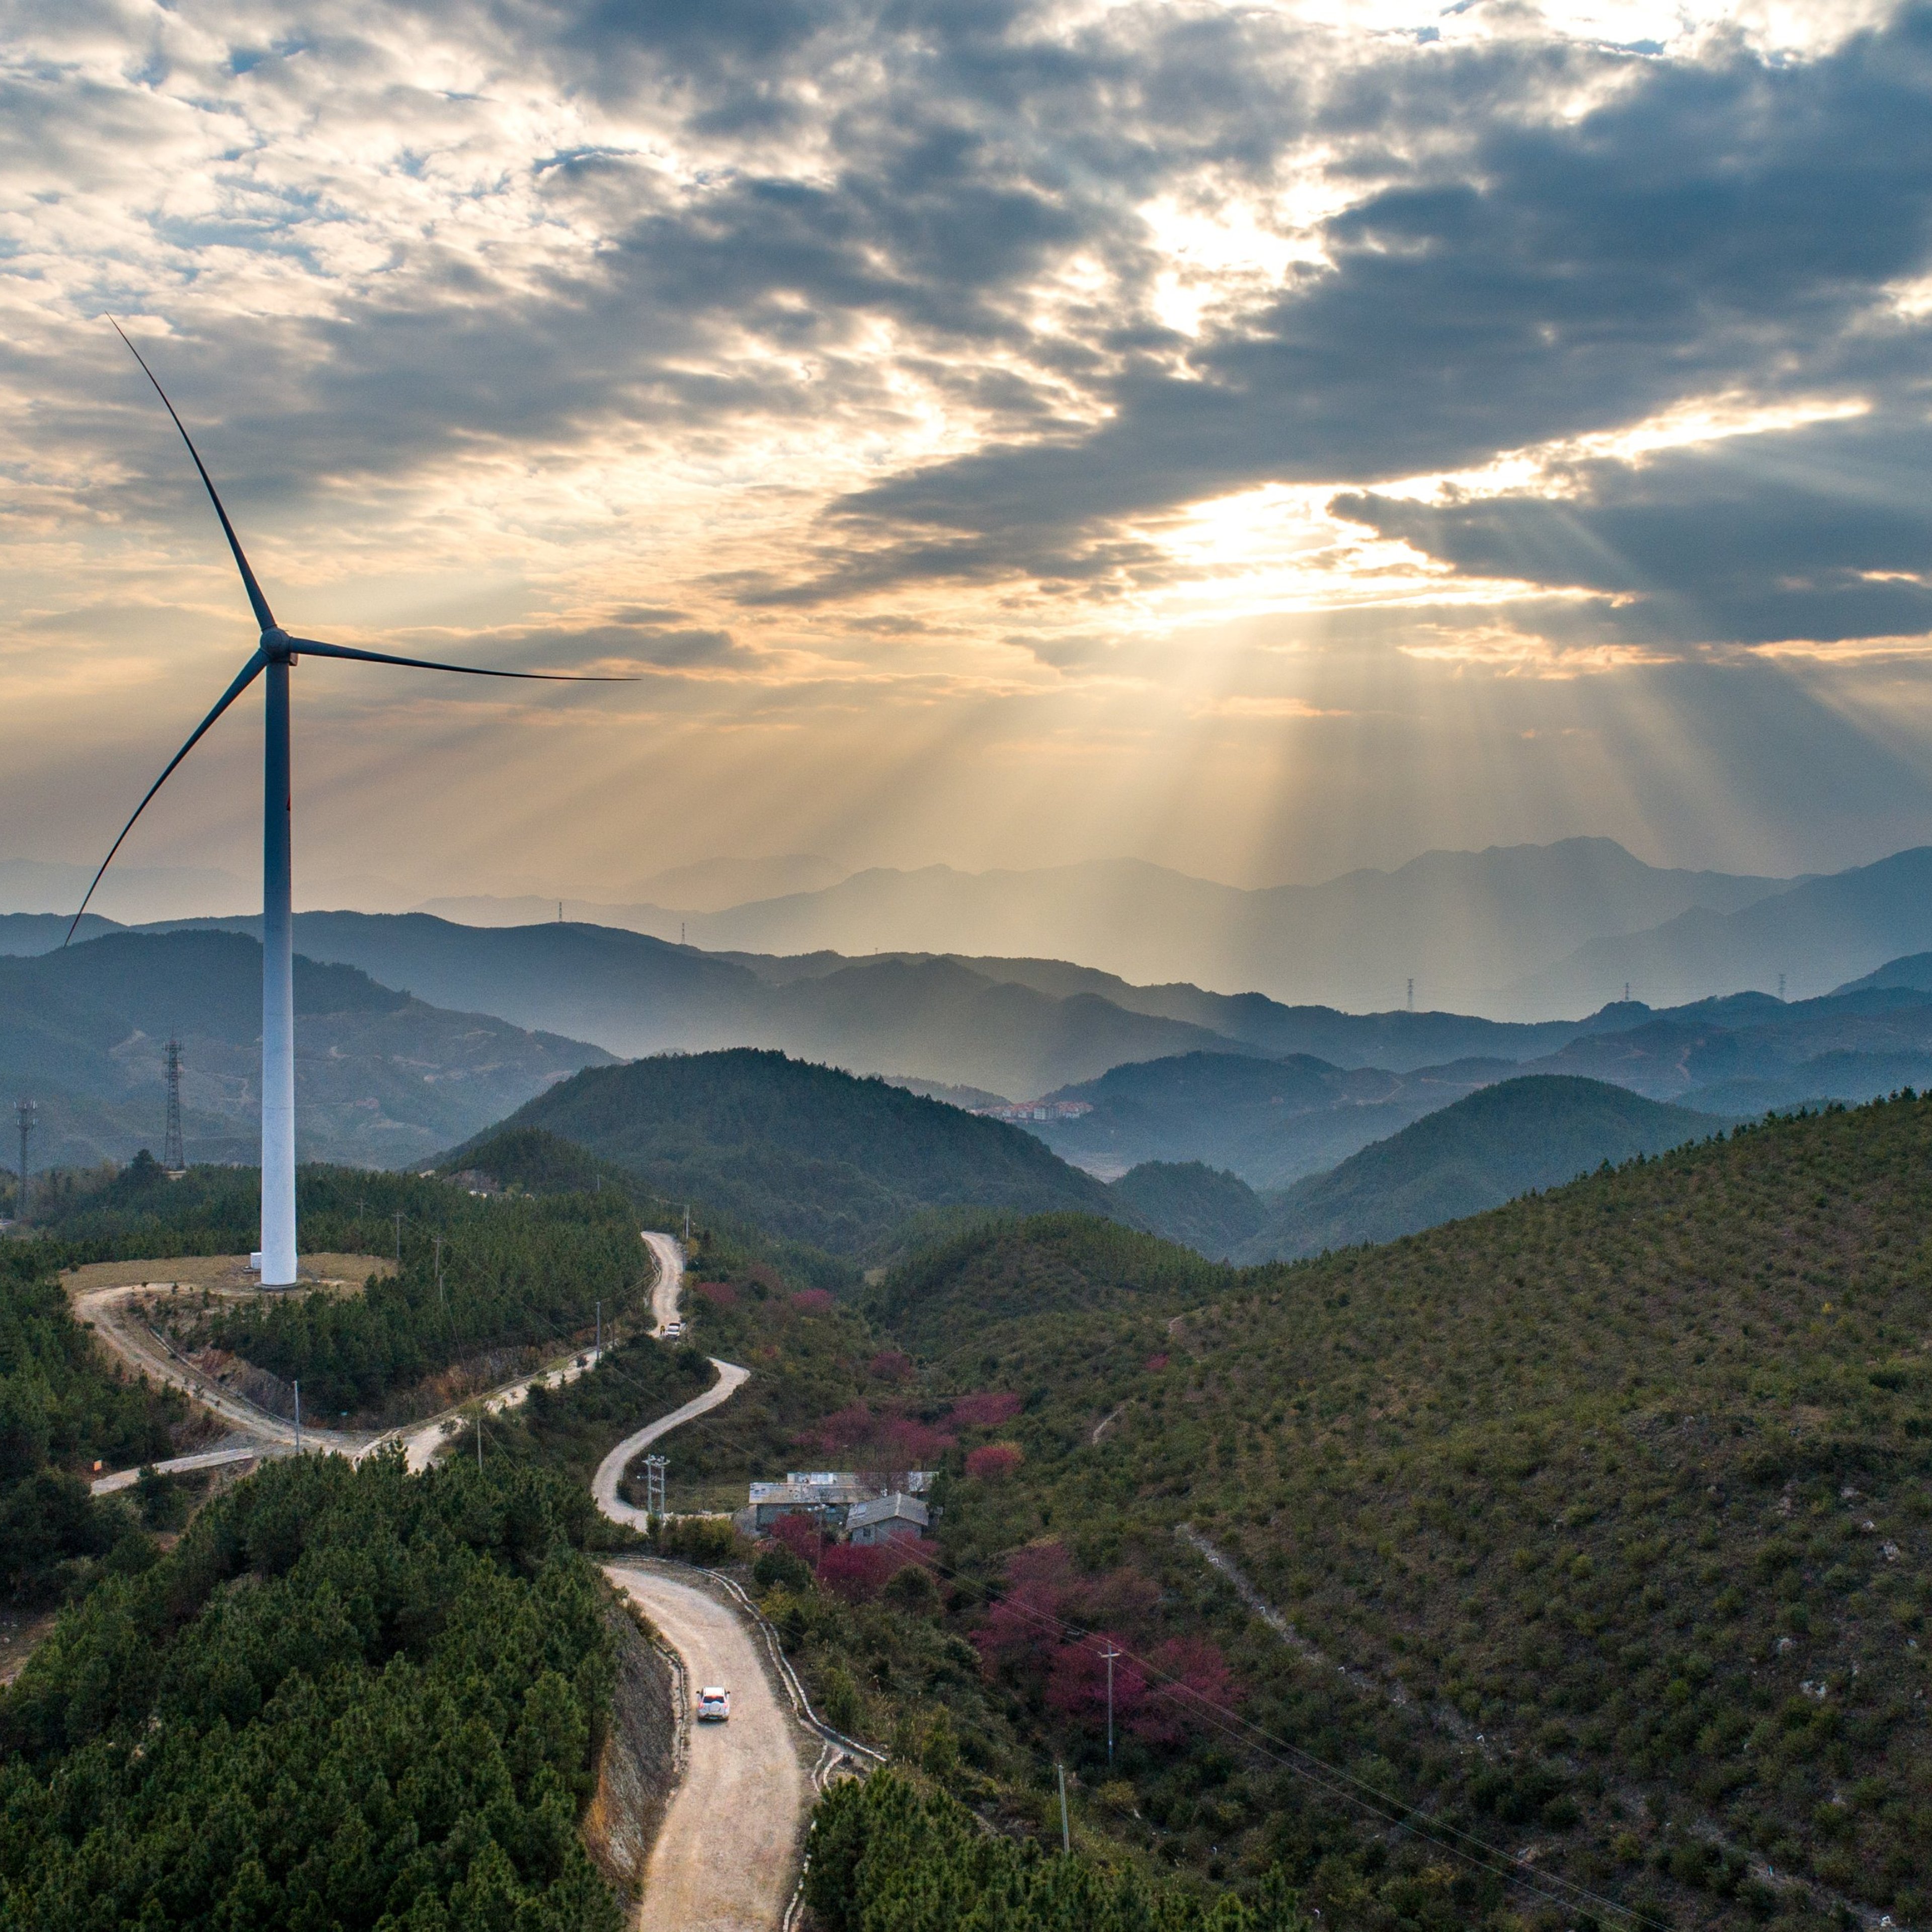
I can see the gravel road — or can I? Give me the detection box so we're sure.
[606,1563,812,1932]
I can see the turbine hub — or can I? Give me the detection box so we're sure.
[262,626,296,663]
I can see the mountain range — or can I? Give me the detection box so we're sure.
[416,838,1795,1011]
[12,907,1932,1193]
[0,930,612,1171]
[14,837,1932,1021]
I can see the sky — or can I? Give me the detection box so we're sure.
[4,0,1932,911]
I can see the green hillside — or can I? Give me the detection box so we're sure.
[869,1093,1932,1929]
[1109,1160,1264,1259]
[470,1048,1128,1257]
[1237,1074,1725,1261]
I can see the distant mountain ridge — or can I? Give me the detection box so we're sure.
[662,839,1795,1008]
[0,930,613,1170]
[1233,1076,1725,1262]
[1498,846,1932,1015]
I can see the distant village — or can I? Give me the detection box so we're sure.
[969,1098,1092,1124]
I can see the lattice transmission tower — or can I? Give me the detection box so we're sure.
[15,1099,36,1225]
[162,1038,186,1176]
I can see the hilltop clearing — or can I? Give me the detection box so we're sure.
[0,928,611,1170]
[1236,1075,1724,1261]
[865,1093,1932,1929]
[21,1159,668,1428]
[460,1048,1129,1259]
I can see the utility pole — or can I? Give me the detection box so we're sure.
[394,1210,404,1265]
[293,1379,302,1455]
[476,1409,484,1471]
[644,1453,667,1518]
[1100,1641,1122,1767]
[1057,1763,1071,1854]
[433,1233,446,1317]
[683,1203,691,1244]
[1406,977,1414,1012]
[1779,972,1787,1002]
[14,1100,35,1227]
[1624,981,1631,1003]
[162,1038,186,1176]
[595,1297,602,1355]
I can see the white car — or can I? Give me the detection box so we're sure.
[696,1686,731,1722]
[665,1321,684,1339]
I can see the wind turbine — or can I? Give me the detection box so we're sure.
[68,323,634,1286]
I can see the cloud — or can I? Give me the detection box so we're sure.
[818,6,1932,587]
[1331,412,1932,647]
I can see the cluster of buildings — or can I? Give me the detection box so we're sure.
[971,1098,1093,1124]
[740,1469,934,1545]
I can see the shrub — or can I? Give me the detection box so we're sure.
[950,1391,1024,1428]
[818,1541,914,1603]
[966,1442,1024,1482]
[653,1515,747,1565]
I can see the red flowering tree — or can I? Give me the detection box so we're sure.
[816,1541,909,1603]
[1046,1631,1148,1729]
[1131,1637,1238,1745]
[972,1543,1074,1673]
[1143,1352,1169,1373]
[964,1443,1023,1482]
[868,1348,914,1383]
[791,1289,835,1314]
[949,1391,1023,1429]
[694,1279,738,1308]
[769,1512,826,1564]
[796,1402,876,1456]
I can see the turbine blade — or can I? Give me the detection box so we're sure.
[65,650,269,944]
[109,318,278,635]
[287,637,638,681]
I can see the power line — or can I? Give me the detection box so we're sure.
[890,1541,1666,1931]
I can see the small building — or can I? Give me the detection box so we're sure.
[744,1469,936,1533]
[846,1492,930,1546]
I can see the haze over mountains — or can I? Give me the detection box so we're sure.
[415,838,1808,1012]
[0,929,611,1170]
[14,837,1932,1020]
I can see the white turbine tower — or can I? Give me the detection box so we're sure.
[69,323,634,1286]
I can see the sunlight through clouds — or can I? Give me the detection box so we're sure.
[1,0,1929,892]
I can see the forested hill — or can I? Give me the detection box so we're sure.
[1235,1073,1724,1260]
[461,1048,1128,1257]
[0,1456,623,1929]
[883,1092,1932,1928]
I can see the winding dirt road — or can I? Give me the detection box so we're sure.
[606,1563,812,1932]
[79,1226,812,1927]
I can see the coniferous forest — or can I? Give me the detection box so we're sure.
[6,1094,1932,1930]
